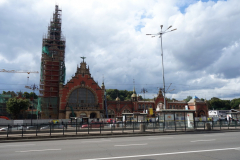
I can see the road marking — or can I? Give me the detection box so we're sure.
[80,147,240,160]
[148,137,173,139]
[81,140,111,143]
[0,144,35,148]
[191,139,216,142]
[204,134,225,136]
[114,143,147,147]
[16,149,61,153]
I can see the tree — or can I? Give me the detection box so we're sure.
[23,92,30,99]
[221,100,231,110]
[2,91,17,97]
[106,89,134,101]
[207,97,231,110]
[138,95,143,100]
[29,92,38,99]
[230,98,240,109]
[184,96,192,102]
[209,97,222,110]
[6,97,30,119]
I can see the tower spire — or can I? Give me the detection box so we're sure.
[131,79,137,101]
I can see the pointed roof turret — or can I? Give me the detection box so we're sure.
[131,79,137,98]
[75,57,91,76]
[131,86,137,98]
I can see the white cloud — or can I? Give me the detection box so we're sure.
[0,0,240,100]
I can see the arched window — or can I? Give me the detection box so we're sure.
[68,88,96,107]
[138,104,141,109]
[69,112,76,118]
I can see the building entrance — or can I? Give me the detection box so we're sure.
[90,112,97,118]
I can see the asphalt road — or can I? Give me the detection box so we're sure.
[0,132,240,160]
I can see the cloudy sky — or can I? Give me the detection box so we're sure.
[0,0,240,100]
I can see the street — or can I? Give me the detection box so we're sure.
[0,131,240,160]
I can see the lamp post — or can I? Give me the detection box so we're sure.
[141,88,148,113]
[146,25,177,109]
[25,83,38,125]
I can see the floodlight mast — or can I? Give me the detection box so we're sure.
[146,25,177,110]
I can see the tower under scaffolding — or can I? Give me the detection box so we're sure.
[39,5,66,119]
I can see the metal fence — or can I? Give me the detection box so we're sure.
[0,120,239,139]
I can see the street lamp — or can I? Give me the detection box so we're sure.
[141,88,148,113]
[146,25,177,109]
[25,83,38,125]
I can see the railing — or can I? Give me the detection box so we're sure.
[0,120,239,139]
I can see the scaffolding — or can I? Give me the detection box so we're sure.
[39,5,66,119]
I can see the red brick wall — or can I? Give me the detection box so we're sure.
[59,74,104,111]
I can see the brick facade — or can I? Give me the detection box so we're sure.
[58,61,208,119]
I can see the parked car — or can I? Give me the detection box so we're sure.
[15,126,27,131]
[0,126,26,131]
[106,119,114,123]
[109,121,124,128]
[0,127,8,131]
[40,125,65,130]
[81,122,104,128]
[26,126,37,130]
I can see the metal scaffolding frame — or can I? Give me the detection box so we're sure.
[39,5,66,119]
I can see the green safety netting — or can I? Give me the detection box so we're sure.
[0,94,11,103]
[42,46,50,56]
[40,65,43,81]
[37,97,42,112]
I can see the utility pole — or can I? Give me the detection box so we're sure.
[141,88,148,113]
[25,84,38,125]
[146,25,177,109]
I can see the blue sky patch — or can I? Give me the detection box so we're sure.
[135,24,145,32]
[179,0,227,14]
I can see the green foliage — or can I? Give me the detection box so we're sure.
[23,92,38,99]
[221,100,231,110]
[138,95,143,100]
[208,97,231,110]
[184,96,192,102]
[1,91,37,99]
[2,91,17,97]
[6,97,30,119]
[106,89,133,101]
[230,98,240,109]
[29,92,38,99]
[165,98,177,102]
[23,92,30,99]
